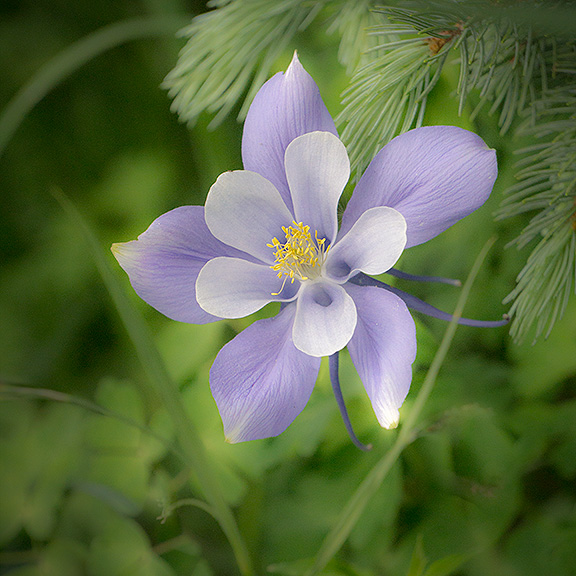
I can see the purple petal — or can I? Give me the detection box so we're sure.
[341,126,498,248]
[196,257,298,318]
[293,281,357,357]
[345,283,417,429]
[210,304,321,442]
[112,206,245,324]
[242,52,338,212]
[204,170,293,263]
[326,206,406,282]
[285,131,349,243]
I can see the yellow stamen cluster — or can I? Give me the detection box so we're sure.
[268,221,329,295]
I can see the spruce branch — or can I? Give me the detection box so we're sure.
[497,84,576,342]
[338,3,555,176]
[326,0,380,75]
[163,0,326,128]
[337,5,465,177]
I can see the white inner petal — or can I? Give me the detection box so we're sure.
[285,132,350,244]
[292,280,357,357]
[204,170,294,263]
[196,257,297,318]
[326,206,407,283]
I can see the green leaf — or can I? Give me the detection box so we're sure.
[423,553,469,576]
[87,516,175,576]
[0,401,34,544]
[157,321,224,383]
[406,535,427,576]
[0,402,85,542]
[549,400,576,479]
[6,539,86,576]
[504,507,576,576]
[267,558,315,576]
[510,297,576,397]
[86,379,145,450]
[85,454,149,510]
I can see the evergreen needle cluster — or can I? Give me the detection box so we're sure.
[497,86,576,342]
[164,0,326,128]
[165,0,576,343]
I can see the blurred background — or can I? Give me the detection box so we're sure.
[1,1,575,575]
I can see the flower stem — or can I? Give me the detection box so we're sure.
[0,16,189,159]
[306,236,498,576]
[53,189,254,576]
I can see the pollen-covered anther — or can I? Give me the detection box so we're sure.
[268,221,329,294]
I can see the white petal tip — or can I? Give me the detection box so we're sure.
[286,51,302,76]
[111,241,136,263]
[224,426,242,444]
[386,417,399,430]
[379,409,400,430]
[225,427,264,444]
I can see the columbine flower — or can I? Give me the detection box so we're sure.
[112,53,498,446]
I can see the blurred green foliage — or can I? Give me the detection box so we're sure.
[1,1,575,576]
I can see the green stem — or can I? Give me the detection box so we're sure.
[159,498,217,524]
[53,189,254,576]
[0,15,189,159]
[0,382,185,461]
[307,236,498,576]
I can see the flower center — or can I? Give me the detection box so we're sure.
[268,221,329,295]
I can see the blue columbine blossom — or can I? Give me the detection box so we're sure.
[112,53,499,446]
